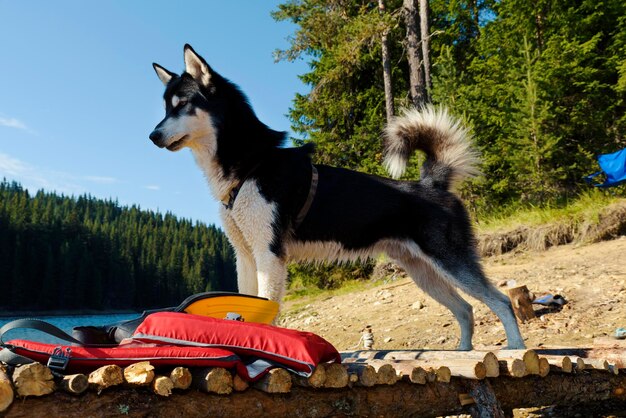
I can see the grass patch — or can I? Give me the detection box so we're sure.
[285,276,388,302]
[475,189,624,233]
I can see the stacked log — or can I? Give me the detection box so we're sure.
[0,365,13,412]
[498,358,526,377]
[192,368,232,395]
[541,355,573,373]
[123,361,155,386]
[0,344,624,417]
[88,365,124,393]
[13,363,55,397]
[233,374,250,392]
[170,367,192,390]
[253,368,292,393]
[60,374,88,395]
[345,363,378,386]
[496,349,540,376]
[342,350,499,378]
[152,376,174,397]
[388,362,427,384]
[365,360,400,385]
[293,364,327,388]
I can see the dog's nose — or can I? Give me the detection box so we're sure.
[149,130,162,144]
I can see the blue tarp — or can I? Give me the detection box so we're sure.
[585,148,626,188]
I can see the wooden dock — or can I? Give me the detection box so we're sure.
[2,338,626,417]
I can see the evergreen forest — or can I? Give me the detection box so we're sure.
[273,0,626,210]
[0,180,236,311]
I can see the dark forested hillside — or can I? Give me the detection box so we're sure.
[0,180,236,311]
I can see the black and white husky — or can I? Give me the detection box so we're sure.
[149,45,525,350]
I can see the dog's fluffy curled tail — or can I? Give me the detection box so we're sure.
[383,106,481,191]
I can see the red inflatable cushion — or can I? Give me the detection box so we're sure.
[132,312,340,377]
[7,339,240,374]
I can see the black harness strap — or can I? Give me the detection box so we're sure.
[294,165,318,229]
[223,163,319,231]
[0,318,84,346]
[0,318,112,371]
[222,162,263,210]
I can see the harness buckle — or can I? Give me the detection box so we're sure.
[47,347,71,371]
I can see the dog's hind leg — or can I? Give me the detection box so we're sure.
[456,270,525,349]
[433,256,526,349]
[396,256,475,350]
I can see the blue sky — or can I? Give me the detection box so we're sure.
[0,0,309,227]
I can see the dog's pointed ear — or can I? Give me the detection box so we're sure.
[184,44,212,87]
[153,63,176,86]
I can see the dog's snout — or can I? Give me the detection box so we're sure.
[149,130,162,144]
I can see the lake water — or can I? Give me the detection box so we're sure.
[0,313,140,344]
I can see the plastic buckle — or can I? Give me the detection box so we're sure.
[225,312,244,322]
[47,347,71,371]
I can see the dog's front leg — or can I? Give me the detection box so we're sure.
[254,253,287,303]
[235,247,258,296]
[221,211,258,295]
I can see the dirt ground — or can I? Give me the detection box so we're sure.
[279,236,626,351]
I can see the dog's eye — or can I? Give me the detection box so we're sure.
[178,99,188,107]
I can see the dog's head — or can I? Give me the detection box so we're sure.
[150,45,285,180]
[149,44,224,153]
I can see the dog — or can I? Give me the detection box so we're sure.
[149,44,525,350]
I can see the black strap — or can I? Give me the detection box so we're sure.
[0,318,90,368]
[0,347,36,366]
[0,318,85,346]
[294,165,319,229]
[222,162,263,210]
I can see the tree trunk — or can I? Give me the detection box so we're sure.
[419,0,431,101]
[379,0,395,121]
[403,0,426,107]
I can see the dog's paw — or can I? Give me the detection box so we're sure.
[503,342,527,350]
[457,342,473,351]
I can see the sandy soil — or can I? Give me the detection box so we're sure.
[279,237,626,351]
